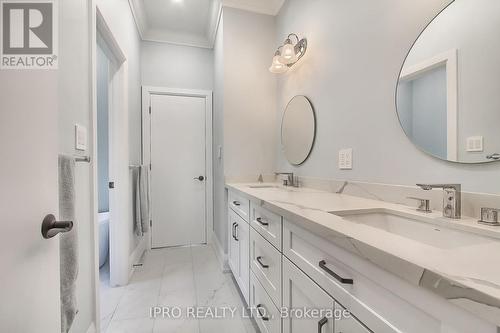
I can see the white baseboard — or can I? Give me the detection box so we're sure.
[129,236,147,279]
[211,230,230,272]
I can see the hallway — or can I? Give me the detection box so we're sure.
[100,246,258,333]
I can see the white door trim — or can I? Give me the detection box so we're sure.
[142,86,214,249]
[400,49,458,161]
[90,4,131,331]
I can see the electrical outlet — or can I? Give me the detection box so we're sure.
[339,149,353,170]
[466,136,483,152]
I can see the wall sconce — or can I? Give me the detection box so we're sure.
[269,33,307,74]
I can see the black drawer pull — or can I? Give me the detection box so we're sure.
[233,201,241,206]
[318,317,328,333]
[256,217,269,226]
[256,304,269,321]
[256,256,269,268]
[234,223,239,241]
[319,260,353,285]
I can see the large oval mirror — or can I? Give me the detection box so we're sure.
[281,96,316,165]
[396,0,500,163]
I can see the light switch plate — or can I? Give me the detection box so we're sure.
[466,136,483,152]
[75,124,87,151]
[339,148,353,170]
[217,145,223,160]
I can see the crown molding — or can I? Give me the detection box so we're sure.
[222,0,285,16]
[128,0,222,49]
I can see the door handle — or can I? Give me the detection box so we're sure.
[41,214,73,239]
[319,260,353,284]
[317,317,328,333]
[232,222,236,240]
[256,256,269,269]
[194,176,205,181]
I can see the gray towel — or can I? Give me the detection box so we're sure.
[59,155,78,333]
[133,165,150,236]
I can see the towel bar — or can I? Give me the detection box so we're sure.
[75,155,91,163]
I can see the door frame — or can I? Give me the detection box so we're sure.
[90,4,130,331]
[399,49,458,161]
[142,86,214,249]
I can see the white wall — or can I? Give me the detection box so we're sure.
[213,8,278,252]
[223,8,277,180]
[274,0,500,195]
[96,0,142,261]
[141,41,214,90]
[213,16,226,251]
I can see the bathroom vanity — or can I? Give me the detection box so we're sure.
[226,183,500,333]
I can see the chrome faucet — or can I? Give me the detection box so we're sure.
[275,172,297,187]
[416,184,461,219]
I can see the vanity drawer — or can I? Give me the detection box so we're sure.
[283,220,439,333]
[334,303,370,333]
[250,271,282,333]
[250,203,282,250]
[228,190,250,222]
[250,228,282,307]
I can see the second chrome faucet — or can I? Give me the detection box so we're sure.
[416,184,461,219]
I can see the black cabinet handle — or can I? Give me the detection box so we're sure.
[233,201,241,206]
[232,222,236,240]
[256,256,269,269]
[234,223,239,241]
[318,317,328,333]
[319,260,353,285]
[256,304,270,321]
[256,217,269,226]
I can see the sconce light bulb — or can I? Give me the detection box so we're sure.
[279,39,299,65]
[269,55,288,74]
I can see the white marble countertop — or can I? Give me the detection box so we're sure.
[226,182,500,326]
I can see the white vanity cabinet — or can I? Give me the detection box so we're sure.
[227,187,496,333]
[334,304,370,333]
[229,190,250,222]
[228,208,250,304]
[250,227,282,307]
[250,203,283,250]
[250,271,282,333]
[283,257,335,333]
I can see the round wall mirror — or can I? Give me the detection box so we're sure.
[281,95,316,165]
[396,0,500,164]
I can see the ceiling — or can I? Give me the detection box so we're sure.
[128,0,285,48]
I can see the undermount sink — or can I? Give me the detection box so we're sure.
[330,210,489,249]
[247,185,280,189]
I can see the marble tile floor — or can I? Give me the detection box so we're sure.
[100,245,258,333]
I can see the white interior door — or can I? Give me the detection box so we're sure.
[150,94,207,248]
[0,73,61,331]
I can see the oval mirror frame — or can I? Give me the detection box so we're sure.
[281,95,316,166]
[395,0,500,164]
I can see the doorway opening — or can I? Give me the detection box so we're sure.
[93,7,129,331]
